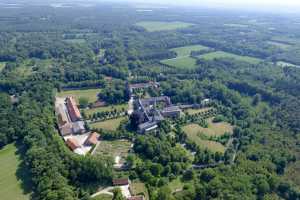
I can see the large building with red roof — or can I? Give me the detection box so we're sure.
[66,96,82,122]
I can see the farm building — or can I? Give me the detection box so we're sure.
[59,123,73,136]
[66,138,80,151]
[84,132,99,146]
[66,96,82,122]
[113,178,130,186]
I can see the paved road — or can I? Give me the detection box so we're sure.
[90,187,114,198]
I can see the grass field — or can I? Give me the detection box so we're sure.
[64,39,86,44]
[85,104,128,116]
[130,181,149,200]
[183,118,233,137]
[171,45,210,57]
[182,119,233,153]
[0,62,6,72]
[276,61,299,68]
[57,88,100,103]
[267,41,292,50]
[198,51,262,64]
[161,57,197,69]
[185,107,212,115]
[0,144,31,200]
[136,21,194,32]
[94,140,132,165]
[90,117,127,131]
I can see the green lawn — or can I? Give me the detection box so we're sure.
[198,51,262,64]
[57,88,100,103]
[161,57,197,69]
[182,119,233,153]
[136,21,194,32]
[85,104,128,116]
[0,62,6,72]
[171,45,210,57]
[90,117,127,131]
[0,144,31,200]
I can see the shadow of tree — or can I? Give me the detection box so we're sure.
[14,141,35,199]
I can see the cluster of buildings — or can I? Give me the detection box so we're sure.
[133,96,183,133]
[55,96,99,155]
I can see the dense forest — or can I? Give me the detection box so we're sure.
[0,1,300,200]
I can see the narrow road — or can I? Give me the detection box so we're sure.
[90,187,114,198]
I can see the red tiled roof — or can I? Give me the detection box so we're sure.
[112,178,129,186]
[66,97,82,122]
[66,138,80,151]
[85,132,99,145]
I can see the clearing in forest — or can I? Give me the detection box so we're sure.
[267,41,292,50]
[161,44,210,69]
[182,119,233,153]
[198,51,262,64]
[90,116,127,131]
[170,45,210,57]
[0,62,6,72]
[161,57,197,69]
[94,140,132,166]
[136,21,194,32]
[0,144,31,200]
[57,88,100,104]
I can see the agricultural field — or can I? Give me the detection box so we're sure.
[0,144,31,200]
[161,57,197,69]
[267,41,292,50]
[63,39,86,44]
[182,119,233,153]
[170,45,210,57]
[93,140,132,165]
[90,116,127,131]
[0,62,5,72]
[130,181,149,200]
[198,51,262,64]
[276,61,299,68]
[85,104,128,116]
[185,107,213,115]
[136,21,194,32]
[57,88,100,103]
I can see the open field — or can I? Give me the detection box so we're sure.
[57,88,100,103]
[85,104,128,116]
[183,118,233,137]
[94,140,132,165]
[198,51,262,64]
[185,107,212,115]
[182,119,233,153]
[276,61,299,68]
[161,57,197,69]
[130,181,149,200]
[267,41,292,49]
[0,62,5,72]
[63,39,86,44]
[171,45,210,57]
[224,23,249,28]
[136,21,194,32]
[271,36,300,45]
[90,117,127,131]
[0,144,31,200]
